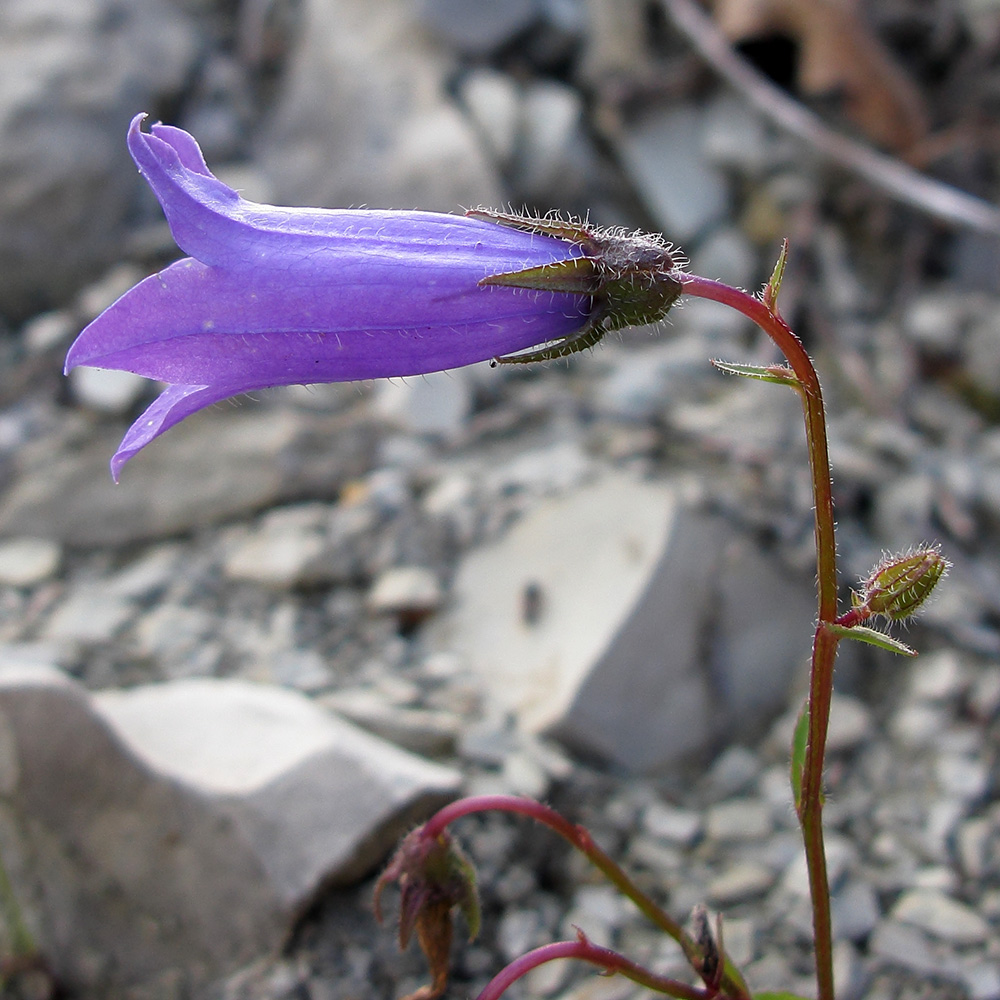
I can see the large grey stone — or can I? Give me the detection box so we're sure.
[258,0,500,212]
[418,0,539,55]
[891,888,991,945]
[0,0,199,320]
[612,105,729,240]
[0,666,460,997]
[0,405,378,547]
[431,473,812,772]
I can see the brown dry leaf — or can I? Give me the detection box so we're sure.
[710,0,929,155]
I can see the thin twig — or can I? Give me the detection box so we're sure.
[660,0,1000,236]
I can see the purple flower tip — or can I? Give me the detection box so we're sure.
[65,114,592,479]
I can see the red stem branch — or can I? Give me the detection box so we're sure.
[423,795,749,998]
[475,936,712,1000]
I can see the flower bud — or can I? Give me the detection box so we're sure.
[374,826,480,1000]
[856,546,949,621]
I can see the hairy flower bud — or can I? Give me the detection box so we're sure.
[855,546,949,621]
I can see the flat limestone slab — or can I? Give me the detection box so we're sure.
[432,472,812,772]
[432,473,685,739]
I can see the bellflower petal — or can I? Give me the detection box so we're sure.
[109,383,239,482]
[66,115,593,479]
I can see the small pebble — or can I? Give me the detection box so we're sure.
[0,537,61,586]
[366,566,442,617]
[641,801,702,846]
[704,798,773,842]
[70,366,149,414]
[892,889,990,945]
[707,862,775,905]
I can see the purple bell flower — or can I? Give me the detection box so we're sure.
[65,114,592,480]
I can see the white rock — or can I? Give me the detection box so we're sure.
[487,438,593,498]
[373,370,472,439]
[43,585,134,643]
[592,338,715,422]
[868,920,940,977]
[708,534,816,732]
[641,801,702,846]
[707,745,761,796]
[419,0,538,54]
[935,751,990,802]
[890,703,944,747]
[832,879,880,941]
[223,506,329,587]
[782,835,856,897]
[961,960,1000,1000]
[519,79,585,195]
[964,310,1000,396]
[498,907,544,962]
[910,649,967,701]
[21,310,75,354]
[892,889,990,945]
[0,667,459,996]
[69,366,150,415]
[701,93,772,175]
[956,816,993,879]
[825,693,873,753]
[707,862,775,904]
[459,68,521,165]
[0,537,61,586]
[433,473,811,772]
[322,688,460,756]
[721,917,756,967]
[432,474,709,770]
[0,0,195,319]
[367,566,443,617]
[0,407,305,547]
[614,105,728,239]
[688,226,758,291]
[704,798,773,842]
[903,291,974,352]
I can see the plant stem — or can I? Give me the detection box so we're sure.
[475,936,713,1000]
[424,797,690,948]
[423,795,749,997]
[677,274,837,614]
[678,273,839,1000]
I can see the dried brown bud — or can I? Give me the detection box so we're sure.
[374,826,480,1000]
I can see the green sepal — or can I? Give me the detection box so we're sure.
[451,845,481,941]
[790,698,809,811]
[721,955,751,999]
[467,208,595,243]
[762,238,789,312]
[473,206,684,364]
[493,320,605,365]
[825,622,917,657]
[711,359,801,388]
[479,255,598,295]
